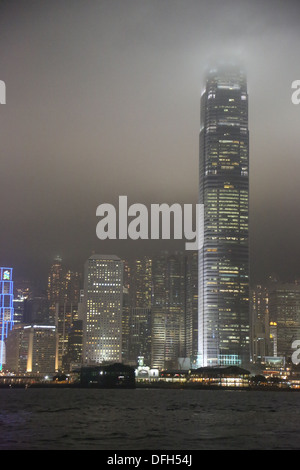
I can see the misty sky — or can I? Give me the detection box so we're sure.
[1,0,300,286]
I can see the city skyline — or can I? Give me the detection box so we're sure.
[1,0,300,286]
[2,0,300,453]
[1,0,300,379]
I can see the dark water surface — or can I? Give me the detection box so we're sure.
[0,388,300,450]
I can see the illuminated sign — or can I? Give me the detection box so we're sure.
[3,270,10,281]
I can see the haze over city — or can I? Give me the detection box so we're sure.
[1,0,300,286]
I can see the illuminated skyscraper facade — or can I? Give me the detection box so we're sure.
[82,255,123,365]
[268,282,300,362]
[0,267,14,370]
[151,252,186,369]
[250,284,270,363]
[47,257,81,370]
[130,257,152,310]
[126,257,152,366]
[6,324,57,374]
[198,66,250,367]
[47,256,65,318]
[185,252,198,364]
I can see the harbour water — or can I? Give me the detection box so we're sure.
[0,388,300,450]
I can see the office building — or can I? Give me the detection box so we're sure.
[24,295,50,325]
[13,297,25,324]
[128,307,152,366]
[268,282,300,362]
[47,257,81,370]
[56,302,78,371]
[82,254,123,365]
[5,324,57,375]
[126,257,152,366]
[121,285,131,363]
[250,285,271,363]
[198,65,250,367]
[151,252,186,369]
[185,252,199,366]
[64,319,83,371]
[0,267,14,370]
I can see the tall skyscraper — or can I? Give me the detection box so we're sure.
[185,252,199,364]
[120,258,131,363]
[130,257,152,310]
[6,324,57,375]
[0,267,14,371]
[126,257,152,366]
[24,295,50,325]
[250,284,270,363]
[268,281,300,362]
[151,252,186,369]
[82,254,123,365]
[198,66,250,367]
[64,319,83,371]
[13,279,33,324]
[47,256,65,305]
[47,257,81,370]
[128,307,152,366]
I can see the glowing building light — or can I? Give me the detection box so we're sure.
[0,267,14,371]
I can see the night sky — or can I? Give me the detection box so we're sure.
[1,0,300,286]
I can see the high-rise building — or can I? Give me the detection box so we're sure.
[198,65,250,367]
[268,282,300,362]
[13,279,33,325]
[24,295,50,325]
[64,319,83,371]
[126,257,152,366]
[82,254,123,365]
[13,297,25,324]
[6,324,57,375]
[56,302,78,371]
[47,257,82,370]
[128,307,152,366]
[121,286,130,363]
[130,257,152,309]
[47,256,65,310]
[151,252,186,370]
[47,256,80,312]
[250,285,270,363]
[121,259,131,363]
[0,267,14,370]
[185,252,199,365]
[64,269,81,305]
